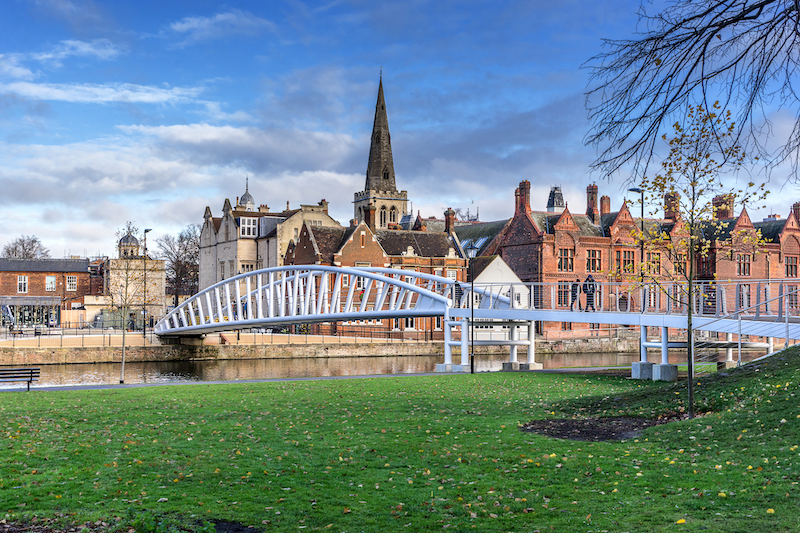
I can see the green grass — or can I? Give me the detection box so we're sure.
[1,349,799,532]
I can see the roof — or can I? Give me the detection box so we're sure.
[754,218,787,243]
[376,230,457,257]
[469,255,497,281]
[0,258,89,273]
[454,219,510,256]
[307,226,348,262]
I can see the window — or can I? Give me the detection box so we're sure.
[380,206,387,227]
[446,269,458,281]
[219,261,225,280]
[17,275,28,294]
[558,248,574,272]
[561,322,572,331]
[586,250,601,272]
[674,254,686,276]
[646,252,661,275]
[616,250,635,273]
[737,254,752,276]
[45,275,56,292]
[66,275,77,291]
[360,231,366,247]
[390,207,397,224]
[240,263,255,273]
[557,282,570,307]
[435,316,442,330]
[404,317,415,330]
[239,217,258,237]
[787,256,798,278]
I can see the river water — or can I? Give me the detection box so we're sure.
[0,351,642,389]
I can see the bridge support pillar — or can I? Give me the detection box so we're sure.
[503,325,520,371]
[437,316,454,373]
[461,318,470,368]
[653,327,678,381]
[768,336,774,355]
[631,326,653,379]
[519,321,542,370]
[726,333,733,361]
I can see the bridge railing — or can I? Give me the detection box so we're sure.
[464,279,800,319]
[156,266,458,334]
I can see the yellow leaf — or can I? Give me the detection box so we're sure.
[676,518,686,524]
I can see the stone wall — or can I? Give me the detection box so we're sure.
[0,336,640,366]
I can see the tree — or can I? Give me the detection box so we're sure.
[586,0,800,179]
[634,103,768,418]
[156,224,200,305]
[2,235,50,259]
[105,222,163,383]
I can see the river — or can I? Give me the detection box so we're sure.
[0,351,642,389]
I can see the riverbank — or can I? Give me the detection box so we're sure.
[0,334,641,366]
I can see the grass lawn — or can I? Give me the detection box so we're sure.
[1,349,799,532]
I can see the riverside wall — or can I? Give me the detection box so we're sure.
[0,336,640,366]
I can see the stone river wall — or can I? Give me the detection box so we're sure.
[0,336,640,366]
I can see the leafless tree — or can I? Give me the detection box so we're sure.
[586,0,800,180]
[1,235,50,259]
[156,224,200,305]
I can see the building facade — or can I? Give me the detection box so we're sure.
[0,258,91,327]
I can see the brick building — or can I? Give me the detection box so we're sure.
[0,258,91,327]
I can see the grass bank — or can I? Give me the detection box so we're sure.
[1,350,799,532]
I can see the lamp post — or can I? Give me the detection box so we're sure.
[627,188,645,283]
[143,228,152,340]
[465,243,480,374]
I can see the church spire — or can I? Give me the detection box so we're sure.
[365,76,397,192]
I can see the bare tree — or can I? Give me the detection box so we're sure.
[156,224,200,305]
[586,0,800,179]
[2,235,50,259]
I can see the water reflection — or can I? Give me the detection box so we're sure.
[1,352,642,389]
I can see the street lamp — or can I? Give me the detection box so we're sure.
[628,188,645,284]
[143,228,152,340]
[465,243,480,374]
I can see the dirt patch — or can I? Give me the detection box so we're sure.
[520,414,686,441]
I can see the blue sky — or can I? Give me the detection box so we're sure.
[0,0,791,257]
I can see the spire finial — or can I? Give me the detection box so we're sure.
[245,175,249,192]
[380,66,383,80]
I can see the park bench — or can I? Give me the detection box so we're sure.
[0,368,41,391]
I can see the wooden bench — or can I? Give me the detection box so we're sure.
[0,368,41,391]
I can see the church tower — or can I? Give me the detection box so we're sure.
[354,76,409,229]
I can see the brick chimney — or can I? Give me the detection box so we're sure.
[664,192,680,221]
[515,180,532,216]
[793,202,800,223]
[712,194,734,220]
[586,184,599,223]
[444,208,456,234]
[319,199,328,213]
[600,195,611,217]
[364,203,377,232]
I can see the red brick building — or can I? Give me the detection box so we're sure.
[0,258,91,327]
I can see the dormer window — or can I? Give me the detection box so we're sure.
[239,217,258,238]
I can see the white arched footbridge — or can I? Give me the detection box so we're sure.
[156,267,800,375]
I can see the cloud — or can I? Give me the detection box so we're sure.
[169,9,278,47]
[0,54,37,80]
[31,0,112,34]
[120,123,361,173]
[32,39,122,65]
[0,81,202,104]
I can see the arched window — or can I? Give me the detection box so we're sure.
[380,206,387,227]
[383,167,390,180]
[389,206,397,224]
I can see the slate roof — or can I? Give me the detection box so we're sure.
[307,226,348,262]
[0,258,89,273]
[754,218,787,243]
[376,230,457,257]
[469,255,497,282]
[454,219,511,256]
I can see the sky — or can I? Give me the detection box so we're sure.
[0,0,795,258]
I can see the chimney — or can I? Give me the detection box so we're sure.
[764,214,781,222]
[350,218,358,227]
[259,204,270,213]
[664,192,680,221]
[600,195,611,217]
[793,202,800,223]
[319,199,328,213]
[364,203,377,232]
[515,180,532,216]
[444,207,456,234]
[712,194,734,219]
[586,184,599,223]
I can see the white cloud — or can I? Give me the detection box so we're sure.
[32,39,122,64]
[0,81,202,104]
[0,54,36,80]
[169,9,278,46]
